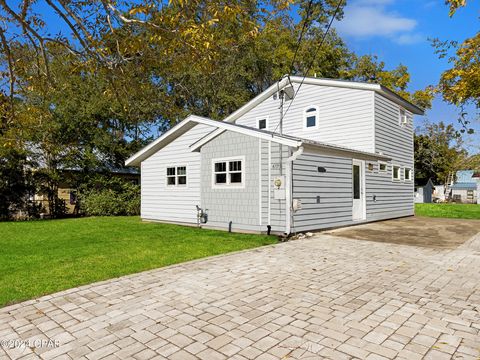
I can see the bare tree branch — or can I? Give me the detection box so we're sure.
[0,26,14,116]
[0,0,51,79]
[45,0,92,55]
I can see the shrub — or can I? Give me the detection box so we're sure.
[79,177,140,216]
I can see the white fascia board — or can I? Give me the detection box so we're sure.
[377,86,424,115]
[125,116,198,166]
[189,115,302,150]
[291,76,381,92]
[289,76,424,115]
[223,77,291,123]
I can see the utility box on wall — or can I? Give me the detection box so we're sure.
[292,199,302,212]
[273,176,285,200]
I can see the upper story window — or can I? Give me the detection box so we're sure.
[257,117,268,130]
[392,165,401,181]
[399,108,408,127]
[404,168,412,181]
[166,166,187,187]
[303,106,319,130]
[378,162,387,172]
[212,157,244,188]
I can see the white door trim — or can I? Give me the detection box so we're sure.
[352,159,366,221]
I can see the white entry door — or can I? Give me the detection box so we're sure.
[352,160,365,221]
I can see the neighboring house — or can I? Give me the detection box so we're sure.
[31,167,140,216]
[25,145,140,216]
[126,76,423,234]
[414,179,435,204]
[451,170,479,204]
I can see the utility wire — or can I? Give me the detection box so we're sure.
[289,0,314,75]
[273,0,344,135]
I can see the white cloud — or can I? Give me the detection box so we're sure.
[395,33,425,45]
[336,0,422,44]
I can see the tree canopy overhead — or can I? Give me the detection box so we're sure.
[0,0,431,128]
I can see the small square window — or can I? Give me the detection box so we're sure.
[392,166,401,181]
[404,168,412,181]
[213,158,244,187]
[399,108,408,126]
[379,162,387,172]
[166,166,187,187]
[306,116,316,128]
[258,118,267,130]
[303,106,318,129]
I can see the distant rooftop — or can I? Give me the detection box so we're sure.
[451,182,478,190]
[456,170,480,184]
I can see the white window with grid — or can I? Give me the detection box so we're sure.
[212,157,245,188]
[166,165,187,187]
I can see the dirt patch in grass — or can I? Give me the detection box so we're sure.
[324,216,480,249]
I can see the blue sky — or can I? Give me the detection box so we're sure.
[334,0,479,151]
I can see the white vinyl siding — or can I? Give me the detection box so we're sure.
[367,93,415,220]
[292,149,354,232]
[141,124,214,224]
[234,84,375,153]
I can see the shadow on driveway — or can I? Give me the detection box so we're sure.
[324,216,480,249]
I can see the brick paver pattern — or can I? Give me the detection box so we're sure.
[1,233,479,359]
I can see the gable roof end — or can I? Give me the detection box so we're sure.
[221,76,424,126]
[125,115,204,166]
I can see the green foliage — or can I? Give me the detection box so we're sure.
[0,216,276,306]
[415,203,480,219]
[79,177,140,216]
[445,0,468,16]
[414,121,468,184]
[0,147,34,220]
[432,1,477,133]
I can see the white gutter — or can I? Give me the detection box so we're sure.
[285,146,304,235]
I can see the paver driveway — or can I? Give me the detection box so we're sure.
[1,232,480,360]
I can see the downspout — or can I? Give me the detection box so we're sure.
[285,145,304,236]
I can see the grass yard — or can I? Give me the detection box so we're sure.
[0,217,276,307]
[415,203,480,219]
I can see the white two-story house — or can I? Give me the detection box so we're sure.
[126,76,424,234]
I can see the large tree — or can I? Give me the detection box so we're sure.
[414,121,469,185]
[0,0,434,218]
[433,0,478,133]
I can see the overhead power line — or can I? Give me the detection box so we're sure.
[289,0,315,75]
[274,0,345,135]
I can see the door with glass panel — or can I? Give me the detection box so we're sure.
[352,159,365,221]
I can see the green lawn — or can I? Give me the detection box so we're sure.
[0,217,276,307]
[415,203,480,219]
